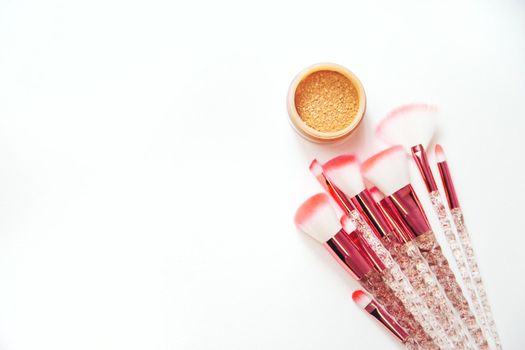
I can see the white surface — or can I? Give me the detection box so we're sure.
[0,0,524,349]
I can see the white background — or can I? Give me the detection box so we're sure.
[0,0,524,349]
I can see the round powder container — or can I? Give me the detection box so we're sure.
[287,63,366,143]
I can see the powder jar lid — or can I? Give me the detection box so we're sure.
[287,63,366,143]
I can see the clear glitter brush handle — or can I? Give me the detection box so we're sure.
[388,239,475,349]
[361,270,438,349]
[382,262,452,349]
[416,231,487,349]
[348,210,452,349]
[429,191,490,349]
[404,338,420,350]
[452,208,502,350]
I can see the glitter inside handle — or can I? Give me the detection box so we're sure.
[429,191,490,349]
[348,210,451,349]
[386,238,475,349]
[360,270,437,349]
[452,208,503,350]
[404,338,420,350]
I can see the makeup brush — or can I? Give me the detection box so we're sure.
[336,220,451,350]
[376,104,490,349]
[436,144,502,349]
[352,290,419,349]
[340,218,444,350]
[295,193,438,348]
[309,160,449,349]
[362,146,484,349]
[324,155,472,349]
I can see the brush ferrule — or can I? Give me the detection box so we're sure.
[437,161,460,210]
[411,144,438,193]
[381,184,431,237]
[324,229,373,280]
[365,301,410,342]
[352,190,395,240]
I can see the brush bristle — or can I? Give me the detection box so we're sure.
[376,104,437,151]
[323,155,365,197]
[352,290,372,309]
[368,187,385,202]
[340,214,357,234]
[435,144,446,163]
[309,159,327,190]
[295,193,341,243]
[362,146,410,196]
[309,159,323,177]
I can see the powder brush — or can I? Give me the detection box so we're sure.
[352,290,419,349]
[375,104,490,348]
[435,144,502,349]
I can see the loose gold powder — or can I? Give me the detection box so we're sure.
[294,70,359,132]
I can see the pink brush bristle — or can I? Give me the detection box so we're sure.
[352,290,372,309]
[361,146,410,196]
[340,214,357,234]
[323,154,358,169]
[323,154,365,197]
[368,187,385,202]
[361,146,406,172]
[435,144,447,163]
[375,103,437,151]
[309,159,323,177]
[294,193,341,243]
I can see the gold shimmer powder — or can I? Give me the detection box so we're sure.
[294,70,359,132]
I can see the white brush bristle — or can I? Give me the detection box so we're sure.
[362,146,410,196]
[369,187,385,202]
[435,144,447,163]
[376,104,437,151]
[323,155,365,197]
[340,214,357,234]
[352,290,372,309]
[309,159,323,177]
[295,193,341,243]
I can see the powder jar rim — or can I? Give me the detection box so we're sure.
[287,62,366,143]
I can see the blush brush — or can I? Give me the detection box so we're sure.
[376,104,490,348]
[435,144,502,349]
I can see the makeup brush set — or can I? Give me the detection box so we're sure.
[294,104,501,349]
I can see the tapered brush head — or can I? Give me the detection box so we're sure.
[340,214,357,234]
[323,155,365,197]
[435,144,446,162]
[362,146,410,196]
[352,290,372,309]
[376,104,437,151]
[369,187,385,202]
[295,193,341,243]
[309,159,324,178]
